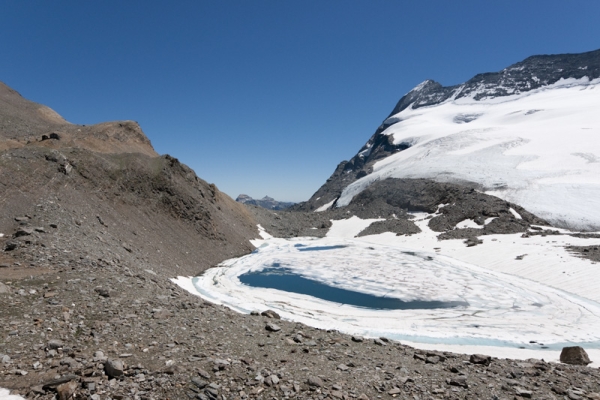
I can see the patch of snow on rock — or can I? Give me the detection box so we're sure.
[509,207,523,220]
[315,199,335,212]
[455,219,483,229]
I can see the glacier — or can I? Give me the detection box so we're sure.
[336,77,600,231]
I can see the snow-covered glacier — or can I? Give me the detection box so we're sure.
[336,77,600,230]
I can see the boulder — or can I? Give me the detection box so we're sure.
[469,353,491,366]
[560,346,591,365]
[104,358,125,377]
[265,323,281,332]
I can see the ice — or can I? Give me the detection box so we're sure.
[174,215,600,363]
[336,77,600,231]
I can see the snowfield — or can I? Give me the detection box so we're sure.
[337,77,600,231]
[175,215,600,365]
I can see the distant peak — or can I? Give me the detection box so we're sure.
[235,194,295,210]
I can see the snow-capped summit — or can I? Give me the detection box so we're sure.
[301,49,600,231]
[387,49,600,118]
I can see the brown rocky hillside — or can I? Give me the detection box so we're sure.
[0,81,258,278]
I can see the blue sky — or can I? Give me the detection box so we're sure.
[1,1,599,202]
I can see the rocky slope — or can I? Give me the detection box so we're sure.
[298,48,600,231]
[0,81,259,278]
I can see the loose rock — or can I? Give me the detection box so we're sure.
[560,346,592,365]
[47,339,64,350]
[469,353,491,366]
[261,309,281,319]
[307,376,323,387]
[104,359,125,378]
[265,322,281,332]
[56,380,78,400]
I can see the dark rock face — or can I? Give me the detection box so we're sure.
[297,48,600,212]
[248,178,546,242]
[351,178,545,234]
[236,194,295,210]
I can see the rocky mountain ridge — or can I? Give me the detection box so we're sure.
[236,194,294,210]
[0,82,157,156]
[298,48,600,215]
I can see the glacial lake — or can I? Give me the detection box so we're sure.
[238,266,469,310]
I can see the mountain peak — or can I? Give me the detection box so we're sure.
[236,194,294,210]
[299,48,600,230]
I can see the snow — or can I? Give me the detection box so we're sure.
[509,207,522,220]
[314,199,335,212]
[455,219,483,229]
[0,389,25,400]
[336,77,600,231]
[174,213,600,365]
[325,216,383,238]
[256,224,272,239]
